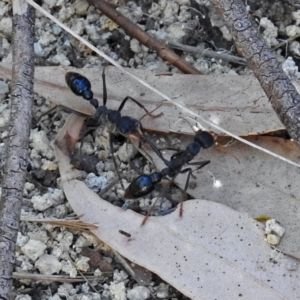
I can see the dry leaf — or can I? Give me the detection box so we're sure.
[149,134,300,259]
[54,115,300,300]
[63,179,300,300]
[0,63,286,135]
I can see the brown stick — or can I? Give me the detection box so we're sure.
[210,0,300,145]
[86,0,202,74]
[0,2,35,299]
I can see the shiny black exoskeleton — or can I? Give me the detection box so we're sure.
[65,69,160,138]
[65,69,162,187]
[65,72,94,101]
[124,130,214,198]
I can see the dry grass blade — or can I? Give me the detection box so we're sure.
[13,272,109,283]
[21,218,98,232]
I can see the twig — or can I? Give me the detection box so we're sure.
[209,0,300,146]
[272,33,300,51]
[12,272,109,283]
[168,41,247,65]
[0,0,35,298]
[86,0,202,75]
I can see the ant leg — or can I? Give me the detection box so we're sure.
[178,168,193,217]
[186,160,211,178]
[36,105,61,125]
[117,96,163,118]
[101,67,107,106]
[178,160,210,216]
[138,129,169,166]
[109,133,125,189]
[141,177,176,226]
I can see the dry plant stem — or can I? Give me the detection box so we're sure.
[168,41,247,65]
[0,2,35,299]
[12,272,109,283]
[210,0,300,145]
[87,0,201,74]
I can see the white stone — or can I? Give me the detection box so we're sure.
[44,0,57,8]
[290,41,300,57]
[260,17,278,47]
[74,235,91,249]
[282,57,300,80]
[41,159,58,171]
[113,269,128,283]
[75,0,89,15]
[39,31,56,47]
[58,6,75,22]
[94,268,102,276]
[130,39,141,53]
[0,17,12,37]
[292,10,300,25]
[156,283,169,298]
[17,232,30,247]
[117,143,136,162]
[35,254,62,275]
[30,129,54,160]
[56,231,74,249]
[50,53,71,66]
[286,25,300,38]
[84,173,108,192]
[31,188,64,211]
[21,239,46,261]
[57,283,77,297]
[219,25,232,41]
[61,259,77,277]
[127,286,151,300]
[70,18,85,35]
[109,282,127,300]
[266,234,280,245]
[265,219,285,237]
[24,182,35,194]
[166,23,185,41]
[75,255,90,272]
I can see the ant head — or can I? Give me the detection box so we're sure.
[194,131,214,149]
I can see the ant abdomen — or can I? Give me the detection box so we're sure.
[65,72,93,101]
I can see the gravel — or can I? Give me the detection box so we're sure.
[1,0,300,299]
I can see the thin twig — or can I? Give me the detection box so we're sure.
[12,272,110,283]
[272,33,300,51]
[0,0,35,298]
[168,41,247,65]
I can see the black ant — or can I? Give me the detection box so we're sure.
[124,129,214,224]
[64,68,162,187]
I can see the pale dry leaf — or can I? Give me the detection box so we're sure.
[0,63,285,135]
[63,179,300,300]
[53,115,300,300]
[148,134,300,259]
